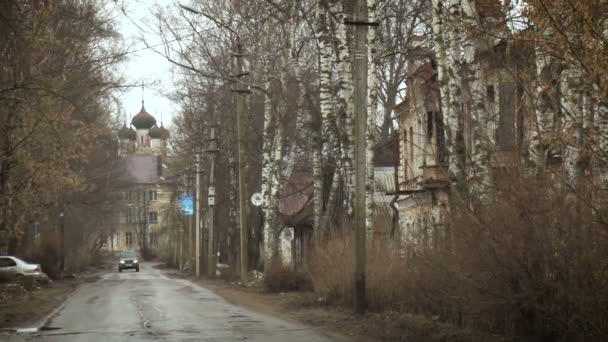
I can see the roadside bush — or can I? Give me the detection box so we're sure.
[27,239,61,279]
[264,261,312,292]
[306,173,608,341]
[306,234,407,310]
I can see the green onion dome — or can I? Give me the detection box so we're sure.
[131,103,157,129]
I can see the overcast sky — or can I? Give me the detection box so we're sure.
[116,0,178,127]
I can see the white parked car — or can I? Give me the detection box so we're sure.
[0,256,43,277]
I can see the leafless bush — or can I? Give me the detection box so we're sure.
[306,234,408,310]
[306,173,608,341]
[27,239,61,279]
[264,260,312,292]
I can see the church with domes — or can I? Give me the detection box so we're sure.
[111,100,177,256]
[118,100,170,157]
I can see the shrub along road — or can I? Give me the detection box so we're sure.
[3,262,335,342]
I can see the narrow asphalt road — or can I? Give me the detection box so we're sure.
[16,262,336,342]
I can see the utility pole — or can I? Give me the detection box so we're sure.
[233,41,250,285]
[346,0,372,315]
[144,191,149,259]
[173,215,178,267]
[178,228,183,270]
[195,151,202,277]
[187,169,194,269]
[59,211,65,273]
[207,126,219,277]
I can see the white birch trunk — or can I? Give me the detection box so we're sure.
[446,0,465,185]
[314,0,333,237]
[366,0,378,238]
[532,48,553,170]
[597,96,608,171]
[261,68,277,270]
[329,0,355,217]
[320,168,342,231]
[431,0,453,176]
[561,69,578,187]
[461,0,488,198]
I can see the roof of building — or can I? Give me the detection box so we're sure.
[149,123,170,140]
[149,125,162,139]
[118,122,136,140]
[131,103,157,129]
[159,124,170,139]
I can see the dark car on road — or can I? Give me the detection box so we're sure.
[118,251,139,272]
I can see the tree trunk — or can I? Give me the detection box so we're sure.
[431,0,453,177]
[366,0,379,238]
[461,0,488,199]
[314,0,332,239]
[446,0,466,187]
[330,0,355,218]
[261,67,278,271]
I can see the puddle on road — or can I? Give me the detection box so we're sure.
[40,326,62,331]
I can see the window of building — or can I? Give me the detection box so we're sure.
[435,112,448,166]
[140,136,144,144]
[149,190,158,201]
[126,232,133,246]
[149,211,158,224]
[126,207,138,223]
[497,81,516,150]
[409,127,414,164]
[123,191,135,201]
[487,85,495,102]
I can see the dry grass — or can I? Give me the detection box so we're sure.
[306,235,407,310]
[305,174,608,341]
[264,260,312,292]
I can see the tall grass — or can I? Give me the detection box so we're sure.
[305,175,608,341]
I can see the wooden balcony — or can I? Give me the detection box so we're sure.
[420,165,449,189]
[400,178,420,191]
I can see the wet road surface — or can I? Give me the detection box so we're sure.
[14,263,335,342]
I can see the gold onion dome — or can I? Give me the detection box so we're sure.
[131,103,157,129]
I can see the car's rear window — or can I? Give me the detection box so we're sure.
[120,252,136,258]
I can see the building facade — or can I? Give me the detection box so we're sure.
[112,101,176,254]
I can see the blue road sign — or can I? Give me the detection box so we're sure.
[181,195,194,215]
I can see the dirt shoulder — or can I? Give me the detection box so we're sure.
[0,267,106,330]
[162,268,507,342]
